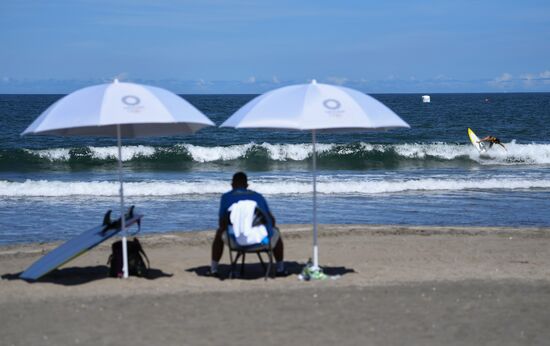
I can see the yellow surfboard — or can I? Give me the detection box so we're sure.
[468,128,489,153]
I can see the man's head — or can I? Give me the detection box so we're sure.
[232,172,248,189]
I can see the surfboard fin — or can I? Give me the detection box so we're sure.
[102,210,112,226]
[103,206,137,232]
[126,205,135,219]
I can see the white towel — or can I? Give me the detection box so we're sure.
[228,200,268,246]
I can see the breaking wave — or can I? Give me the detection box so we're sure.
[1,141,550,169]
[2,176,550,197]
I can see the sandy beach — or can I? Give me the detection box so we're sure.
[3,1,550,345]
[1,224,550,345]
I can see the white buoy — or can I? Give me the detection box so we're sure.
[422,95,431,103]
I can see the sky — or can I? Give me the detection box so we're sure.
[1,0,549,93]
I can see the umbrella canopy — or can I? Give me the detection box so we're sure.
[23,80,214,137]
[221,80,410,270]
[23,80,215,278]
[222,80,409,130]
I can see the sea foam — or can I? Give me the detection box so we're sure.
[20,141,550,165]
[2,176,550,197]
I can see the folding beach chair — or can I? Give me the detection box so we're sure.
[224,200,276,280]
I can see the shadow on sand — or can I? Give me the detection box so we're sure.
[187,261,356,280]
[2,265,173,286]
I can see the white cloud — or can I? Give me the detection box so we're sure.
[326,76,348,85]
[114,72,129,82]
[3,72,549,94]
[520,73,535,86]
[488,73,513,88]
[496,73,512,82]
[195,78,212,88]
[434,74,451,81]
[539,70,550,84]
[520,70,550,86]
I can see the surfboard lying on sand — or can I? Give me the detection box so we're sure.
[468,128,490,153]
[20,206,143,281]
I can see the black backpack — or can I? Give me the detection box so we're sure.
[108,237,150,278]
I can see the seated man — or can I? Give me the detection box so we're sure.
[209,172,285,276]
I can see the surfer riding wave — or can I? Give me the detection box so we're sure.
[478,135,507,151]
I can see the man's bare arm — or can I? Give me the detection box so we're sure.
[219,214,228,231]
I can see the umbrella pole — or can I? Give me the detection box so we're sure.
[312,129,319,269]
[117,125,129,279]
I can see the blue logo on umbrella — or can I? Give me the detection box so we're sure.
[122,95,140,106]
[323,99,341,110]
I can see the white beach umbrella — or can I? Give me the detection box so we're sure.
[221,80,410,270]
[22,79,215,278]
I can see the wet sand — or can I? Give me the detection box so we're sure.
[1,224,550,345]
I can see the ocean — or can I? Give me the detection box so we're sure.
[1,93,549,245]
